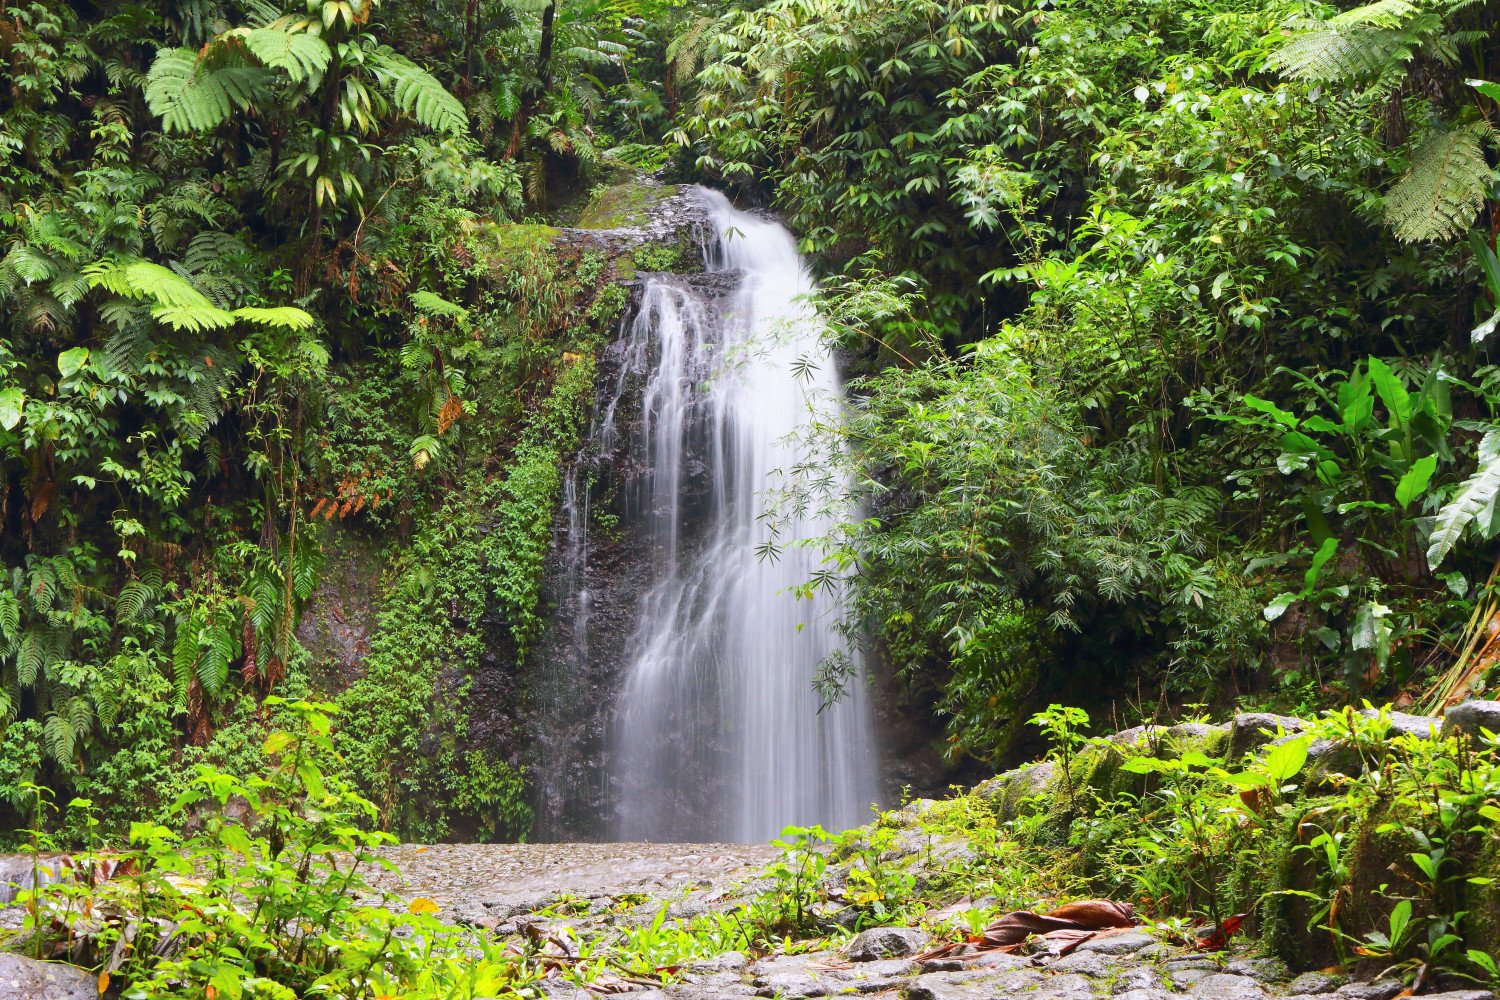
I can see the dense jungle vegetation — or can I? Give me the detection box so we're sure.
[1,0,1500,851]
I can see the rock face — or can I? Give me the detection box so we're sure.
[0,953,98,1000]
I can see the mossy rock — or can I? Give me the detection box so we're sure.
[474,223,562,271]
[576,176,680,230]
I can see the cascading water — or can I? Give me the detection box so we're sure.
[559,188,883,843]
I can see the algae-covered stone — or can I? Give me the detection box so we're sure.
[974,760,1057,822]
[576,175,680,230]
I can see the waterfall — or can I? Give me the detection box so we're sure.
[567,188,882,843]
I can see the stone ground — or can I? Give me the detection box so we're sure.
[2,840,1496,999]
[364,842,1493,1000]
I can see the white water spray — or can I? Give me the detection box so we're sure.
[605,189,882,842]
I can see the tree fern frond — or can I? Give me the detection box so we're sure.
[145,47,269,133]
[371,50,468,135]
[1386,122,1495,242]
[115,579,154,625]
[231,306,316,329]
[1268,24,1416,83]
[85,258,240,330]
[1329,0,1420,28]
[43,712,77,767]
[235,27,331,84]
[410,290,470,321]
[172,616,199,704]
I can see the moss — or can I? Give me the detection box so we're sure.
[576,177,679,230]
[475,223,562,270]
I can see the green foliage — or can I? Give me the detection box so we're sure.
[20,700,535,999]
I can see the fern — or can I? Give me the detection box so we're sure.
[115,578,155,625]
[145,47,269,132]
[16,631,43,686]
[411,290,471,321]
[172,615,199,704]
[43,711,77,766]
[1428,428,1500,569]
[86,257,315,331]
[0,590,18,648]
[237,27,331,84]
[371,50,469,135]
[1268,24,1417,84]
[1386,123,1496,243]
[232,305,316,329]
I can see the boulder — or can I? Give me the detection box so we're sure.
[1441,700,1500,741]
[1288,971,1348,994]
[844,926,929,961]
[1229,714,1307,759]
[0,954,98,1000]
[1359,709,1440,740]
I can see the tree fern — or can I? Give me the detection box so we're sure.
[43,711,77,767]
[1386,122,1496,242]
[145,47,269,132]
[86,258,315,331]
[237,27,331,84]
[172,616,199,704]
[411,290,470,321]
[1428,428,1500,569]
[372,50,469,135]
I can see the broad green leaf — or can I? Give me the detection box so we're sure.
[1470,79,1500,103]
[1263,735,1309,783]
[1264,592,1298,622]
[1243,393,1298,427]
[58,347,90,378]
[1368,357,1410,426]
[1395,454,1437,508]
[0,388,23,431]
[1305,536,1338,592]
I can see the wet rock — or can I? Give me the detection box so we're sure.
[904,969,1046,1000]
[1075,930,1158,955]
[686,952,749,975]
[1230,713,1307,758]
[1417,992,1497,1000]
[1112,992,1176,1000]
[0,953,98,1000]
[1225,956,1289,982]
[1047,950,1117,977]
[842,925,926,961]
[750,952,913,997]
[1442,700,1500,741]
[1332,983,1407,999]
[1189,973,1269,997]
[1288,971,1348,993]
[1359,709,1440,740]
[1113,966,1167,993]
[1031,972,1096,998]
[970,952,1029,971]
